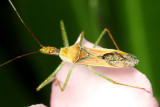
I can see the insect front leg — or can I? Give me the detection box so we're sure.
[57,64,75,91]
[36,61,65,91]
[87,66,149,93]
[60,20,69,47]
[93,28,119,50]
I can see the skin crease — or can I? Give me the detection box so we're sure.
[29,35,158,107]
[50,36,158,107]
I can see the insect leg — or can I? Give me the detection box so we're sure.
[93,28,120,50]
[36,61,65,91]
[60,20,69,47]
[57,64,75,91]
[87,66,149,93]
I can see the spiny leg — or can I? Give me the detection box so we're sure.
[36,61,65,91]
[87,66,149,93]
[60,20,69,47]
[57,64,75,91]
[93,28,120,50]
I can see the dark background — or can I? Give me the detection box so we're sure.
[0,0,160,106]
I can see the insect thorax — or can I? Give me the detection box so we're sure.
[59,44,80,63]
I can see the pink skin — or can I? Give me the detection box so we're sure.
[50,36,159,107]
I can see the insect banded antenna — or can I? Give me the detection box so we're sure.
[8,0,43,47]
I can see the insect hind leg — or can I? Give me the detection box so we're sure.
[114,81,150,93]
[87,66,149,93]
[93,28,120,50]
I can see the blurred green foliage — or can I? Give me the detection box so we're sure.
[0,0,160,106]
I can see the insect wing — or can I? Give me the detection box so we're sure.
[75,47,119,67]
[75,47,138,68]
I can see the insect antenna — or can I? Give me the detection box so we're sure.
[8,0,43,47]
[0,51,40,67]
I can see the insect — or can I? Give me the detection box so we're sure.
[1,0,149,93]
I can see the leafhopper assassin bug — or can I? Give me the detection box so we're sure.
[1,0,149,93]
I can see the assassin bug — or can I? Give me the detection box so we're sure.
[1,0,149,93]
